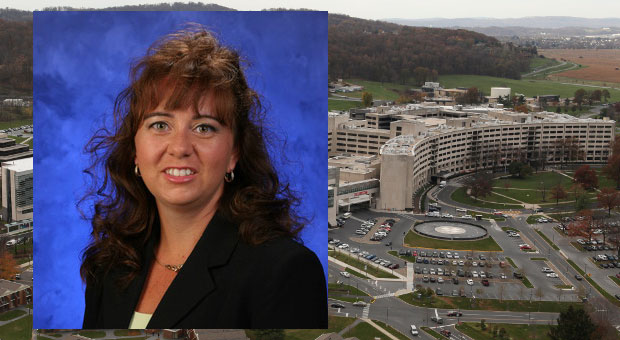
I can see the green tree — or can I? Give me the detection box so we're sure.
[601,89,610,102]
[574,89,587,107]
[508,161,532,178]
[361,91,373,107]
[575,195,589,212]
[548,305,595,340]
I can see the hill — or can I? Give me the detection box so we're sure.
[329,14,536,84]
[0,19,32,96]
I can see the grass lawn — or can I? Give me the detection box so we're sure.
[494,172,573,190]
[399,293,580,312]
[536,230,560,251]
[505,257,518,268]
[421,327,447,340]
[346,267,369,279]
[452,187,522,209]
[388,250,416,263]
[343,79,410,101]
[281,315,356,340]
[521,275,534,288]
[437,74,620,101]
[609,275,620,286]
[456,322,552,340]
[37,337,56,340]
[329,283,371,297]
[0,309,26,321]
[342,321,386,340]
[527,56,562,73]
[405,230,502,251]
[0,119,32,131]
[328,98,362,111]
[0,315,32,340]
[570,242,586,252]
[330,251,398,278]
[372,320,410,340]
[530,257,548,261]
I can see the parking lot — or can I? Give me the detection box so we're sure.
[329,208,581,302]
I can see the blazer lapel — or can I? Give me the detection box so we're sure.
[103,232,156,328]
[146,212,239,327]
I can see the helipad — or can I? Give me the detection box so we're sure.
[414,221,487,240]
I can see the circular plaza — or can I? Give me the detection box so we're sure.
[414,221,488,240]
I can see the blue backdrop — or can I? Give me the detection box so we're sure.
[33,11,327,328]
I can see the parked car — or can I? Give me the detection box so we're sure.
[339,271,350,278]
[546,273,559,278]
[467,279,474,285]
[481,279,490,286]
[331,303,345,308]
[352,301,367,307]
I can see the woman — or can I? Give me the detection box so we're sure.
[80,26,327,329]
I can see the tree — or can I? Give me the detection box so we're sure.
[590,89,602,104]
[574,165,598,190]
[574,89,587,107]
[535,287,544,301]
[0,251,17,280]
[575,195,590,212]
[548,305,595,340]
[603,136,620,188]
[508,161,532,178]
[597,188,620,216]
[361,91,373,107]
[601,89,610,103]
[465,172,493,201]
[550,183,568,205]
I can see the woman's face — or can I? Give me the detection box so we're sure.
[134,96,238,212]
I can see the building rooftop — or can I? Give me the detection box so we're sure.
[2,157,32,172]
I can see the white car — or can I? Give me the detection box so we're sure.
[353,300,367,307]
[5,239,16,246]
[461,215,474,219]
[410,325,419,336]
[458,261,464,266]
[500,273,507,279]
[541,267,553,273]
[340,271,351,278]
[437,277,444,283]
[456,208,467,213]
[472,271,479,278]
[467,279,474,285]
[546,273,559,278]
[454,253,460,259]
[338,243,349,249]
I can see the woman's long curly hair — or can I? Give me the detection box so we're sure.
[80,25,305,287]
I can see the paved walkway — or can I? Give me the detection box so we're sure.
[0,306,31,327]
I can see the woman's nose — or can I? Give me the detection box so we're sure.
[167,129,193,157]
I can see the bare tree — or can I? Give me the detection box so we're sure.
[498,283,506,302]
[535,287,544,301]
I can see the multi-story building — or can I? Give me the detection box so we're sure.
[0,279,32,313]
[1,157,33,222]
[329,103,615,211]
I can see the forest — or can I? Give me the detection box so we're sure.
[329,14,537,84]
[0,19,32,96]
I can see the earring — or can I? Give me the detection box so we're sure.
[224,170,234,183]
[135,165,141,177]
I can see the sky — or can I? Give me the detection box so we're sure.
[6,0,620,20]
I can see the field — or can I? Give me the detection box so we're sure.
[438,74,620,101]
[539,49,620,85]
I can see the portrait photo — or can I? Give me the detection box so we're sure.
[33,11,327,329]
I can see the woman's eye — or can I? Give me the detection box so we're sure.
[195,124,215,134]
[150,122,168,131]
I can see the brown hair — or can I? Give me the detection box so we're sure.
[80,25,305,287]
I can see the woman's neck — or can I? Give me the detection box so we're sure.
[155,200,219,264]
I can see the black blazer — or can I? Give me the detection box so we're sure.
[83,212,328,329]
